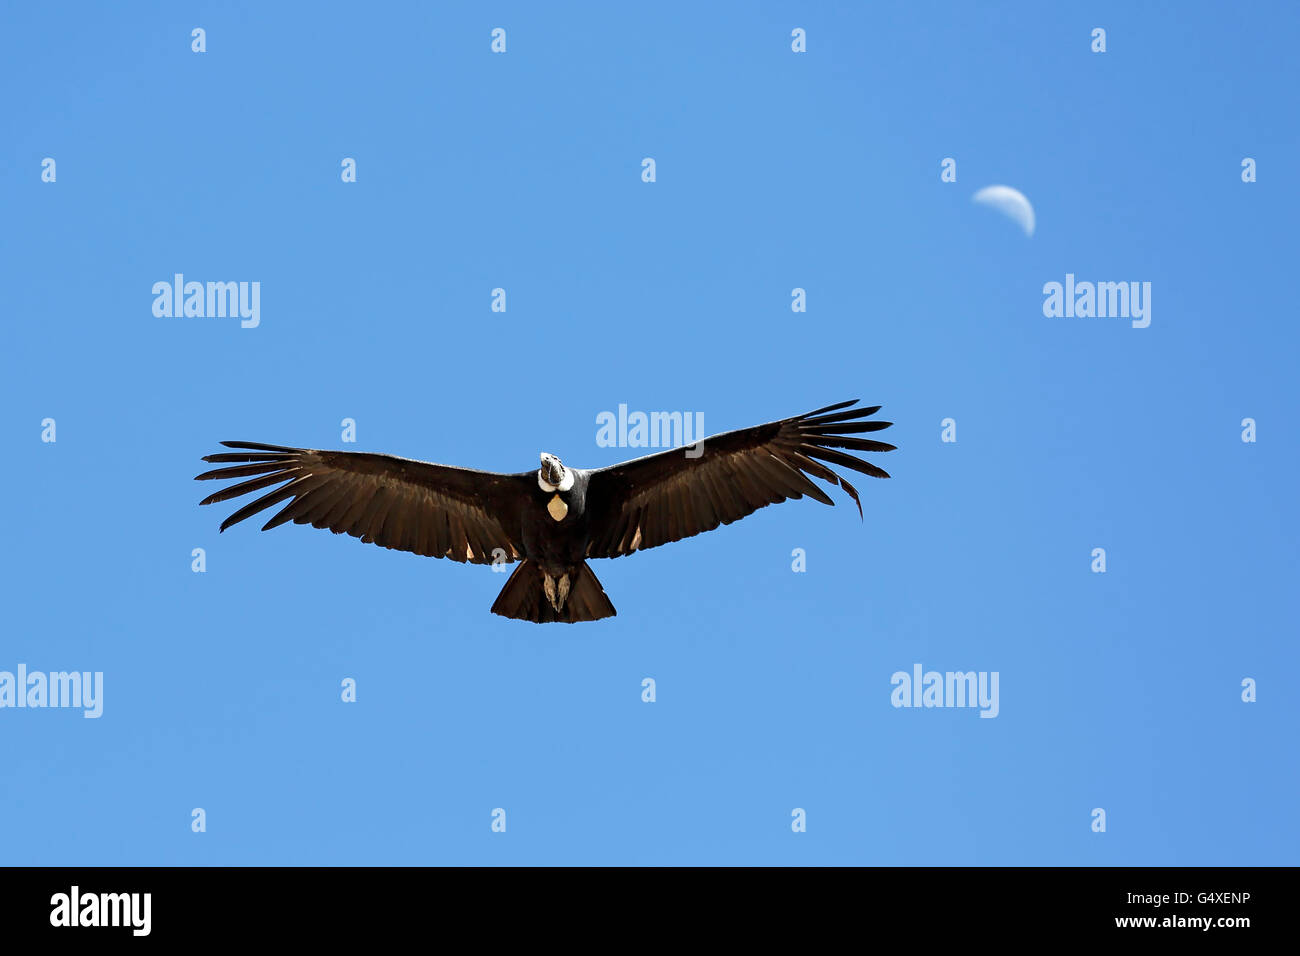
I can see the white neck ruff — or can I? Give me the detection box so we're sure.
[538,469,574,493]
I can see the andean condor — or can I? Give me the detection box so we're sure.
[195,399,895,623]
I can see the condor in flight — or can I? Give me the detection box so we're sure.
[195,400,894,623]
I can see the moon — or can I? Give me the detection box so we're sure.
[972,185,1035,237]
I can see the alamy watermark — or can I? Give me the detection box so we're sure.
[1043,273,1151,328]
[50,886,150,936]
[0,664,103,717]
[596,404,704,457]
[890,663,999,718]
[152,274,260,328]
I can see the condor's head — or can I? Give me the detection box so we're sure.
[538,453,574,492]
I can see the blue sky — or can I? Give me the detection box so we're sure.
[1,1,1296,865]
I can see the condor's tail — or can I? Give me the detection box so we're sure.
[490,560,617,624]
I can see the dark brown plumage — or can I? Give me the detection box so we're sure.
[196,399,895,622]
[582,400,893,558]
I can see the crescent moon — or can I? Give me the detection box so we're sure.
[972,185,1035,237]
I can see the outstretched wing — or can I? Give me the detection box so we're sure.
[583,400,894,559]
[195,443,529,564]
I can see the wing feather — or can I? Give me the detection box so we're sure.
[196,445,527,564]
[584,400,893,559]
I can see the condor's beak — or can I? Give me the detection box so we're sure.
[540,454,564,486]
